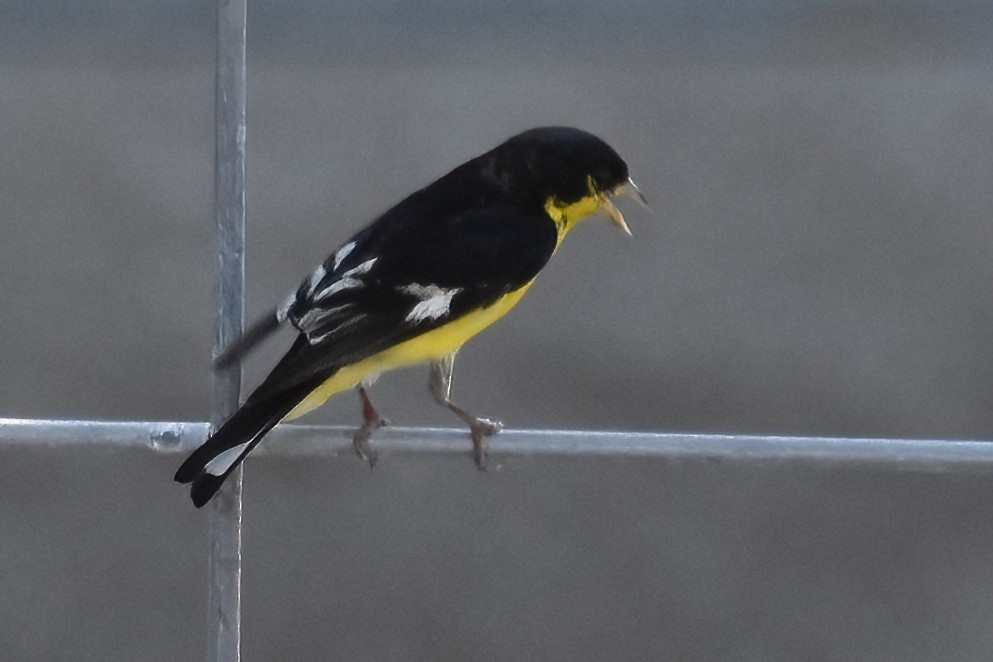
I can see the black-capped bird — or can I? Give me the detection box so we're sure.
[175,126,645,507]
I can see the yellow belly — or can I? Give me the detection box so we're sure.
[284,282,534,420]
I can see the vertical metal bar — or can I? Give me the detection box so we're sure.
[210,0,247,660]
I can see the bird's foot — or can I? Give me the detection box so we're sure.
[353,413,389,469]
[353,384,390,468]
[469,417,502,470]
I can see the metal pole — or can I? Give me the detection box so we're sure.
[210,0,247,660]
[5,418,993,474]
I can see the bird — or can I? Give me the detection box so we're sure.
[175,126,646,507]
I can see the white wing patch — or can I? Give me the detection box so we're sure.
[343,258,377,277]
[297,303,354,332]
[307,314,367,344]
[312,258,378,302]
[306,264,327,294]
[312,278,361,301]
[278,260,331,322]
[401,284,462,323]
[278,244,379,341]
[332,241,356,270]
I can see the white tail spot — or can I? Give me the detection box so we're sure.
[204,442,251,476]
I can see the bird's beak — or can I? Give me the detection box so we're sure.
[598,177,648,237]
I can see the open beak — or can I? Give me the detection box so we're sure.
[598,178,649,237]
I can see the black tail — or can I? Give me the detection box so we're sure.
[174,380,317,508]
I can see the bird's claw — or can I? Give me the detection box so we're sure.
[352,431,378,468]
[353,414,389,469]
[470,417,502,470]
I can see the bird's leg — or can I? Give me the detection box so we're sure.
[429,351,503,469]
[353,382,388,467]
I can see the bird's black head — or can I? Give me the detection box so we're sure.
[481,126,642,235]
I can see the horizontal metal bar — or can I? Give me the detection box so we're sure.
[1,417,991,472]
[0,418,210,451]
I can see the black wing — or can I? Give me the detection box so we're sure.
[255,194,559,401]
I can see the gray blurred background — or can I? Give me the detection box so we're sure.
[2,1,993,660]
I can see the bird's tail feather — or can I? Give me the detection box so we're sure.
[213,311,282,370]
[174,380,317,508]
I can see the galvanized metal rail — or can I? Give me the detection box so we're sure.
[3,418,992,474]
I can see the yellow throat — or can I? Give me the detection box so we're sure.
[543,176,602,251]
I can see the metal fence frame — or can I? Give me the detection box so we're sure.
[2,2,992,661]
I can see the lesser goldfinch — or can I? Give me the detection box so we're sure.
[176,126,645,507]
